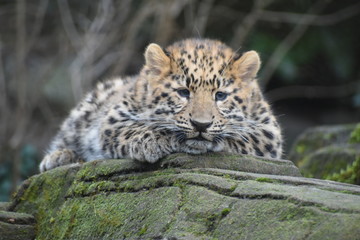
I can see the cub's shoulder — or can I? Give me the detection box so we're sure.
[87,76,137,105]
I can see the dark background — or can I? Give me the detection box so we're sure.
[1,0,359,201]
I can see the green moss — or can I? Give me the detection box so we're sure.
[88,181,116,193]
[67,180,117,197]
[278,206,316,222]
[75,159,138,181]
[138,225,148,236]
[223,174,232,179]
[12,166,79,239]
[349,123,360,144]
[336,190,360,195]
[221,208,231,217]
[326,157,360,185]
[213,200,327,239]
[43,187,180,239]
[255,177,275,183]
[203,208,233,233]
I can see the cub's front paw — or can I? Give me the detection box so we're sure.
[129,141,163,163]
[128,136,175,163]
[39,149,80,172]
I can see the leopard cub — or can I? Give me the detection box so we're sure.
[40,38,283,172]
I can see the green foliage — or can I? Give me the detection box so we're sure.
[326,157,360,185]
[295,144,306,155]
[326,123,360,185]
[349,124,360,144]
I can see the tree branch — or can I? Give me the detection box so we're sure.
[193,0,214,37]
[265,81,360,102]
[57,0,81,50]
[230,0,273,47]
[26,0,48,55]
[0,41,7,146]
[260,2,360,26]
[11,0,27,198]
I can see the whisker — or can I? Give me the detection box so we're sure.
[213,135,224,144]
[222,130,251,143]
[175,132,186,143]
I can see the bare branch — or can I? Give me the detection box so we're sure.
[0,41,8,145]
[111,1,158,75]
[91,51,122,81]
[26,0,48,54]
[57,0,81,50]
[214,2,360,27]
[10,0,27,198]
[153,1,179,44]
[14,0,26,112]
[260,2,360,26]
[67,0,118,101]
[192,0,214,37]
[266,81,360,102]
[10,0,28,149]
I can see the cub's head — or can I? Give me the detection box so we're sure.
[140,39,271,153]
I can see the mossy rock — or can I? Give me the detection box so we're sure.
[0,210,36,240]
[289,123,360,184]
[298,145,360,178]
[327,157,360,185]
[7,153,360,239]
[289,123,358,164]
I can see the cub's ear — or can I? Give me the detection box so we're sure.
[232,51,261,80]
[144,43,170,76]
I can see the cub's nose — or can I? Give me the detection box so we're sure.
[190,119,212,132]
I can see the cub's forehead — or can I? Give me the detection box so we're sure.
[166,40,236,86]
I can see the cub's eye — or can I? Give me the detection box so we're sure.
[177,88,190,98]
[215,91,228,101]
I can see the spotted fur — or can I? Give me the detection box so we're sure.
[40,39,283,172]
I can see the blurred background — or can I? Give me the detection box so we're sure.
[1,0,360,201]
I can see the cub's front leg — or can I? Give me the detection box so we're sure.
[101,122,180,163]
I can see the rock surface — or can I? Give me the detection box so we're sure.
[289,123,360,183]
[0,209,36,240]
[6,152,360,239]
